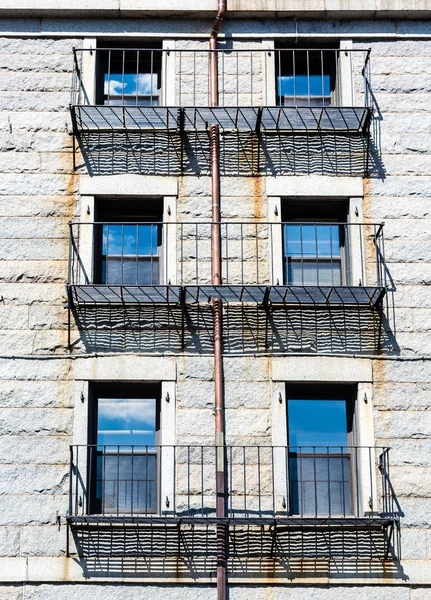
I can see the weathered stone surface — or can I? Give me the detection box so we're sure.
[23,584,214,599]
[0,495,66,526]
[0,528,19,557]
[0,408,72,435]
[0,465,68,495]
[0,436,71,465]
[375,410,431,439]
[0,380,72,408]
[390,467,431,498]
[20,526,67,557]
[178,381,214,408]
[0,261,67,284]
[0,585,22,600]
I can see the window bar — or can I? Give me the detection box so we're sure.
[313,447,318,517]
[293,50,296,106]
[159,446,162,516]
[179,50,182,106]
[201,446,204,517]
[268,223,275,285]
[327,446,331,518]
[122,50,125,105]
[257,446,261,516]
[131,445,134,517]
[187,445,191,516]
[330,225,333,285]
[236,51,239,106]
[355,446,360,517]
[136,50,140,106]
[145,446,149,516]
[225,223,229,285]
[193,52,196,107]
[300,224,304,286]
[165,222,169,286]
[369,446,373,515]
[180,224,184,285]
[173,446,177,516]
[299,447,303,517]
[306,50,310,107]
[382,229,387,288]
[107,50,111,105]
[241,224,244,284]
[250,50,253,106]
[255,223,259,284]
[350,51,354,107]
[271,446,275,516]
[243,446,247,516]
[277,50,281,106]
[106,224,110,285]
[221,49,225,107]
[136,224,139,284]
[284,446,289,514]
[116,445,120,516]
[121,224,124,285]
[102,445,107,516]
[150,50,154,106]
[321,50,324,107]
[69,446,73,516]
[341,446,346,517]
[150,224,154,285]
[229,446,233,517]
[315,224,319,286]
[75,445,79,515]
[195,223,198,285]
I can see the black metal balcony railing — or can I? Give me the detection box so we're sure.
[68,445,395,524]
[70,47,372,134]
[67,221,386,307]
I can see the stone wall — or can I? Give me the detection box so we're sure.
[0,16,430,600]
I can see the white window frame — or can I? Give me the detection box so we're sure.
[73,356,177,518]
[78,184,178,287]
[267,176,366,287]
[272,357,377,518]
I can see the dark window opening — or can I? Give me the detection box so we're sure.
[286,384,355,517]
[281,199,349,286]
[95,43,162,106]
[88,382,161,515]
[275,43,338,107]
[94,198,163,286]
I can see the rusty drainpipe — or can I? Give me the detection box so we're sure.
[209,2,226,600]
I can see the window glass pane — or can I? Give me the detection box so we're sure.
[287,398,348,448]
[104,73,159,100]
[283,224,342,285]
[97,397,157,447]
[101,223,160,285]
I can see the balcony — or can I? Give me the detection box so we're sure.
[67,444,399,560]
[70,47,373,176]
[67,221,386,308]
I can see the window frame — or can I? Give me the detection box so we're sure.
[88,382,162,516]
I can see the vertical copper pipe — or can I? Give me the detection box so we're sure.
[210,2,226,600]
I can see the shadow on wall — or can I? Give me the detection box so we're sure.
[71,302,399,355]
[70,523,405,580]
[76,130,377,178]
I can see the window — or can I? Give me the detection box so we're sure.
[95,198,163,286]
[96,44,162,106]
[286,384,355,517]
[89,383,161,515]
[276,44,337,107]
[282,200,348,286]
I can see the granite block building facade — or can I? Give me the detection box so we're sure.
[0,1,430,599]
